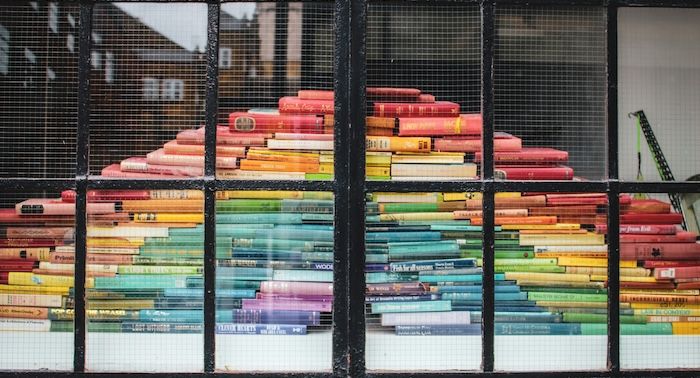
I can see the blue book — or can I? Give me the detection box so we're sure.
[247,239,332,251]
[163,288,257,298]
[419,274,484,283]
[138,310,204,323]
[366,231,442,243]
[389,258,477,272]
[216,323,306,335]
[120,322,203,333]
[217,267,273,280]
[94,275,191,289]
[435,285,521,293]
[395,324,481,336]
[218,213,303,224]
[231,309,320,326]
[495,323,583,335]
[365,264,389,272]
[371,300,451,314]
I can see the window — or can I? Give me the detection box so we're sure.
[0,24,8,75]
[104,51,113,83]
[48,2,58,34]
[66,34,75,53]
[91,51,100,69]
[142,77,160,99]
[219,47,232,68]
[161,78,184,101]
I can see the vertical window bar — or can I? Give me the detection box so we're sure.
[74,2,93,372]
[273,2,289,101]
[607,4,620,375]
[349,0,367,376]
[481,0,496,373]
[203,2,220,373]
[333,0,351,375]
[301,3,315,90]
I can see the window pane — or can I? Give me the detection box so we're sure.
[618,8,700,183]
[620,192,700,369]
[494,192,608,371]
[365,3,481,182]
[85,190,204,372]
[366,191,482,371]
[215,190,333,372]
[0,191,74,371]
[90,3,207,178]
[0,3,78,178]
[495,7,607,181]
[217,3,335,181]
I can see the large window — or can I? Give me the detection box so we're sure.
[0,1,699,376]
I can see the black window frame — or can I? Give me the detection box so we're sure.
[2,0,700,376]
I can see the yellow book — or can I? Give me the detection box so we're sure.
[87,300,155,310]
[557,257,637,268]
[672,322,700,334]
[366,153,393,166]
[378,212,455,222]
[132,213,204,223]
[534,245,608,253]
[502,223,581,230]
[366,136,431,153]
[367,166,391,177]
[87,238,144,248]
[622,289,699,296]
[246,148,320,159]
[8,272,93,288]
[0,284,70,295]
[319,163,334,174]
[121,199,203,213]
[631,303,700,309]
[302,191,335,200]
[566,267,650,277]
[589,275,657,283]
[505,272,590,282]
[225,190,303,199]
[536,252,609,258]
[519,233,605,246]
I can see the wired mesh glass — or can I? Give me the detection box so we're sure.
[619,192,700,370]
[84,189,204,373]
[0,3,78,178]
[495,6,607,181]
[618,8,700,183]
[218,2,334,181]
[0,190,74,371]
[215,190,333,372]
[89,3,208,178]
[365,3,481,182]
[493,192,608,371]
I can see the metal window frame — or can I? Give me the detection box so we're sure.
[1,0,700,376]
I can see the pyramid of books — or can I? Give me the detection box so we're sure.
[0,87,698,336]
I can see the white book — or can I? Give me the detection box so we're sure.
[267,139,334,151]
[391,163,477,177]
[86,226,169,238]
[38,262,118,273]
[381,311,471,326]
[372,192,439,203]
[0,319,52,332]
[0,293,63,307]
[533,245,609,253]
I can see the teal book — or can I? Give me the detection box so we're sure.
[163,288,257,298]
[254,229,333,242]
[217,213,303,224]
[217,267,273,280]
[243,239,331,251]
[301,252,334,261]
[94,275,192,289]
[366,254,389,264]
[281,199,334,213]
[495,323,583,335]
[366,231,441,243]
[272,269,333,282]
[371,300,452,314]
[302,213,334,222]
[274,224,334,231]
[580,323,673,335]
[420,273,504,283]
[138,309,203,323]
[365,272,419,284]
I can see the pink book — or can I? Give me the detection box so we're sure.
[278,97,334,115]
[229,112,325,133]
[475,148,569,163]
[100,164,186,178]
[398,114,482,136]
[495,165,574,180]
[273,133,334,141]
[176,129,268,146]
[15,199,116,215]
[146,149,237,169]
[373,101,460,118]
[121,157,203,177]
[654,266,700,280]
[595,224,679,235]
[61,190,151,203]
[256,293,334,302]
[163,140,246,157]
[620,213,684,225]
[434,136,522,152]
[242,298,332,312]
[259,281,333,296]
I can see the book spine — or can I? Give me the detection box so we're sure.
[434,137,522,153]
[0,293,63,307]
[398,114,482,136]
[373,101,460,117]
[366,136,431,153]
[496,166,574,180]
[231,309,321,325]
[278,97,334,115]
[395,324,480,335]
[0,318,52,332]
[216,323,307,335]
[266,139,334,151]
[370,300,452,313]
[163,140,246,157]
[146,149,237,169]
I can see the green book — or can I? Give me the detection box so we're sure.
[563,313,647,324]
[305,173,333,180]
[528,292,608,303]
[380,203,439,213]
[581,323,672,335]
[216,199,282,213]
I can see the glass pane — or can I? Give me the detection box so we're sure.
[494,192,608,371]
[365,3,481,182]
[218,2,334,181]
[0,191,74,371]
[366,191,482,371]
[85,190,204,372]
[215,190,333,372]
[495,7,607,181]
[618,8,700,183]
[0,3,78,178]
[620,192,700,369]
[90,3,208,178]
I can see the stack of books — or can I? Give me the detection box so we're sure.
[365,192,700,335]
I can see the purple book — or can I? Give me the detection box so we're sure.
[257,293,334,302]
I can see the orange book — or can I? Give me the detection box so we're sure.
[464,195,547,210]
[620,294,700,304]
[470,216,558,226]
[453,209,528,219]
[0,306,49,319]
[239,159,320,173]
[366,136,431,153]
[163,140,246,157]
[245,151,320,165]
[398,114,482,136]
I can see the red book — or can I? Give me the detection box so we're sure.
[15,199,116,216]
[620,281,676,290]
[644,260,700,268]
[373,101,460,118]
[61,190,151,203]
[0,239,60,247]
[398,114,482,136]
[0,272,8,284]
[626,199,672,214]
[434,136,522,153]
[278,97,334,115]
[417,94,435,103]
[676,281,700,290]
[475,148,569,164]
[620,242,700,260]
[495,165,574,180]
[229,112,324,133]
[0,209,73,225]
[595,224,679,234]
[366,87,422,99]
[528,205,599,217]
[101,164,188,179]
[176,128,268,146]
[622,232,698,243]
[620,213,684,225]
[367,127,394,136]
[545,193,607,206]
[3,227,73,240]
[0,260,37,271]
[654,266,700,280]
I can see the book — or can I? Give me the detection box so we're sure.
[475,148,569,163]
[278,97,334,115]
[373,101,460,117]
[620,243,700,260]
[120,157,203,177]
[266,139,334,151]
[495,165,574,180]
[366,136,431,153]
[398,114,482,136]
[15,199,115,216]
[390,163,477,178]
[176,129,267,146]
[229,112,324,133]
[395,324,480,335]
[146,149,237,169]
[654,266,700,279]
[163,140,246,157]
[434,136,522,152]
[216,323,307,335]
